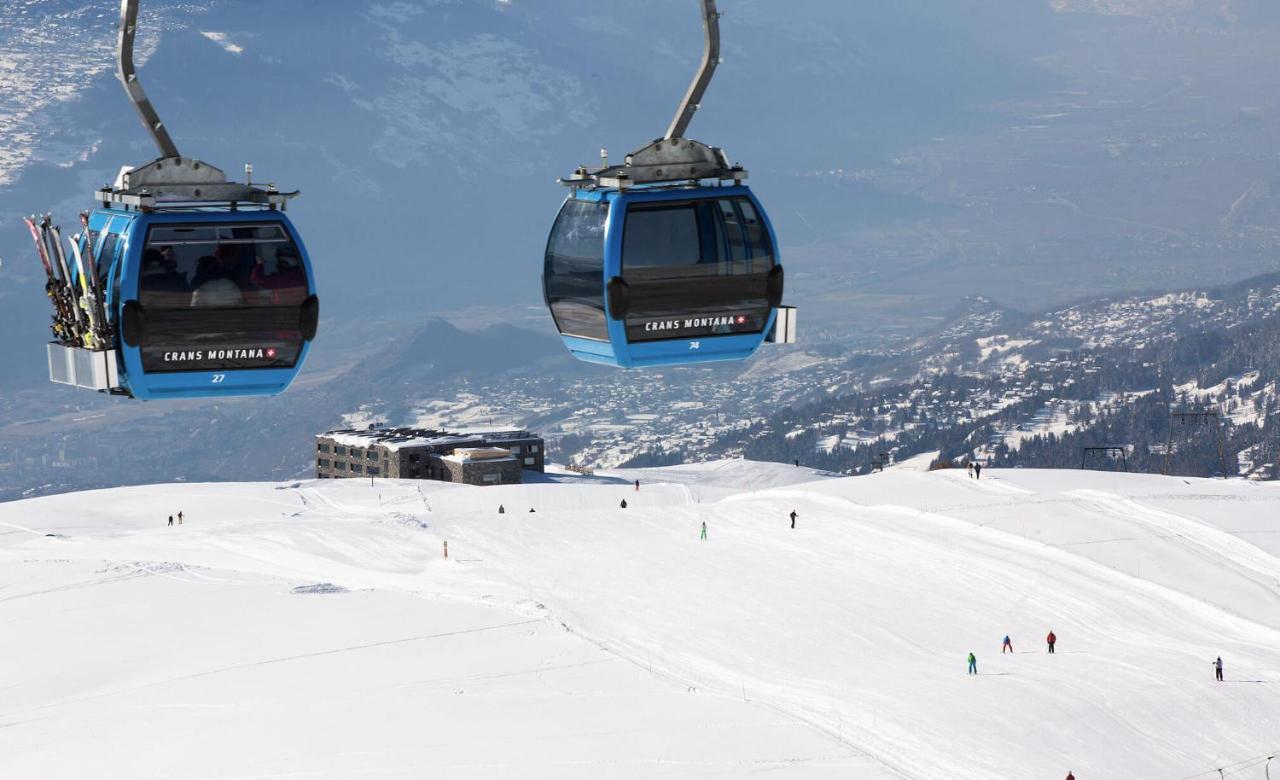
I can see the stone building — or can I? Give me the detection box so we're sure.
[314,427,544,486]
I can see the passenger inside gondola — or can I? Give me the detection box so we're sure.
[190,253,242,307]
[250,249,307,304]
[139,248,190,307]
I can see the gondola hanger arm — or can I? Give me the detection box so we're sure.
[117,0,180,159]
[665,0,722,141]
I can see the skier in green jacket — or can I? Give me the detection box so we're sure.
[967,652,977,675]
[700,521,707,540]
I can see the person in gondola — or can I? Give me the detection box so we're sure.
[140,249,189,303]
[190,254,241,307]
[189,255,221,290]
[250,251,307,304]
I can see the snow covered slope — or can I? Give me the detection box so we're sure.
[2,463,1279,778]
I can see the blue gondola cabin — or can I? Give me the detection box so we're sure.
[544,184,783,368]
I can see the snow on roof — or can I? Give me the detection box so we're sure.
[451,427,536,440]
[322,425,537,450]
[320,429,481,452]
[382,435,477,453]
[442,447,517,464]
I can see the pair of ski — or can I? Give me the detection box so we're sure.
[23,213,112,350]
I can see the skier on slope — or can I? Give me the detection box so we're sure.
[1002,635,1013,653]
[967,652,978,675]
[1065,772,1075,780]
[974,462,983,479]
[1047,630,1057,654]
[790,510,798,529]
[1213,656,1223,682]
[620,499,627,509]
[967,462,975,479]
[498,505,505,514]
[177,511,183,525]
[167,514,173,527]
[700,521,707,541]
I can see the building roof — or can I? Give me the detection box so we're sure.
[442,447,517,464]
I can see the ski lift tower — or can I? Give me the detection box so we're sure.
[1081,446,1129,472]
[1163,409,1226,476]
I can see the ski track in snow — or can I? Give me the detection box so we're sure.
[2,465,1280,777]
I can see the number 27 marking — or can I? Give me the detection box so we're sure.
[211,374,226,384]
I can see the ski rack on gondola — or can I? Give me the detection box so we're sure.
[27,212,122,392]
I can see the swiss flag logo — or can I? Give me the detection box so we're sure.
[736,316,747,325]
[266,348,277,359]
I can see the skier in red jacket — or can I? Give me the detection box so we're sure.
[1047,630,1057,654]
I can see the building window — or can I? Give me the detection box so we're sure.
[350,449,363,460]
[318,459,330,468]
[482,473,500,483]
[335,462,347,471]
[368,450,379,461]
[509,445,522,455]
[368,467,380,476]
[530,445,540,453]
[334,446,347,456]
[317,443,330,453]
[351,463,363,474]
[409,453,421,463]
[524,457,535,466]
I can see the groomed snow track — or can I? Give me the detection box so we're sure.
[2,465,1279,778]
